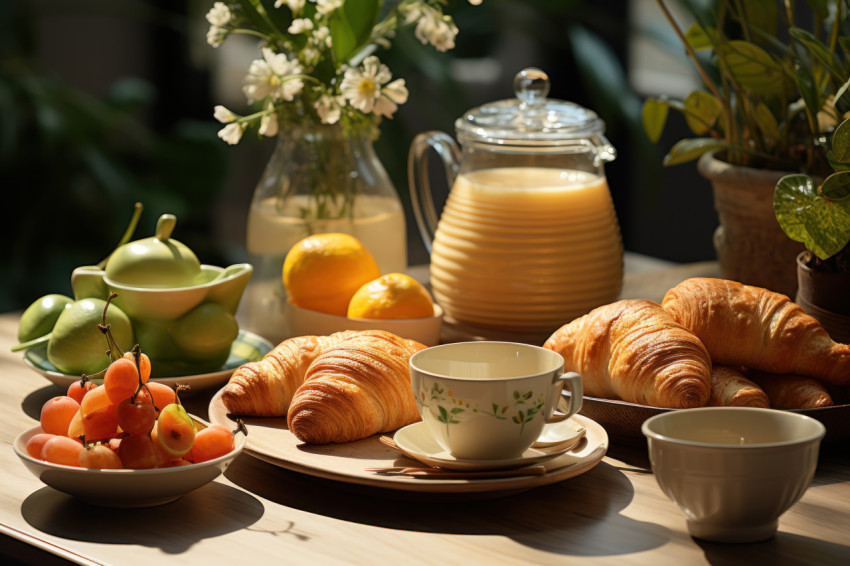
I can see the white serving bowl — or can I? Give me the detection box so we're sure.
[13,419,245,508]
[642,407,825,543]
[287,301,443,346]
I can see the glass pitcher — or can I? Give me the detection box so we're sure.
[408,68,623,344]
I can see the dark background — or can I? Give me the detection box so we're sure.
[0,0,717,313]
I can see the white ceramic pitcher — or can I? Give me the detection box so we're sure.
[408,68,623,343]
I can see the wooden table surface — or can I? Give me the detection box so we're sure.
[2,260,849,566]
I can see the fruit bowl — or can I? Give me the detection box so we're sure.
[13,418,246,508]
[287,301,443,346]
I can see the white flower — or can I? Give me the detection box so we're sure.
[243,47,304,103]
[206,25,227,48]
[315,94,343,124]
[289,18,313,34]
[468,0,483,5]
[259,104,280,137]
[340,56,393,114]
[410,6,458,52]
[374,78,408,118]
[275,0,305,11]
[316,0,343,16]
[205,2,231,26]
[213,105,237,123]
[313,26,332,48]
[218,123,246,145]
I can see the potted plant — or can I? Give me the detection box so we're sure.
[774,117,850,342]
[642,0,850,297]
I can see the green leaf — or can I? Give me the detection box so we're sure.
[720,40,785,95]
[663,138,728,166]
[828,119,850,171]
[740,0,778,39]
[774,173,850,260]
[642,98,668,143]
[683,91,722,135]
[684,22,713,50]
[753,102,779,143]
[329,0,380,65]
[789,27,841,76]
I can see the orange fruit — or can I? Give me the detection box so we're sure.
[283,233,381,316]
[347,273,435,320]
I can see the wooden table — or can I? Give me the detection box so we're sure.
[1,260,849,566]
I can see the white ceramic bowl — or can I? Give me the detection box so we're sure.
[642,407,825,543]
[13,419,245,508]
[287,301,443,346]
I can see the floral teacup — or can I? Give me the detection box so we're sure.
[409,341,583,460]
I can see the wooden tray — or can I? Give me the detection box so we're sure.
[208,389,608,497]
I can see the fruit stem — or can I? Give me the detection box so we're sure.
[9,333,51,353]
[97,293,125,360]
[96,202,144,269]
[234,418,248,437]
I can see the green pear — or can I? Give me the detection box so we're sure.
[17,294,74,343]
[47,298,134,375]
[172,302,238,359]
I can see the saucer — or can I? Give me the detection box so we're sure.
[393,421,583,471]
[23,329,272,393]
[533,419,586,449]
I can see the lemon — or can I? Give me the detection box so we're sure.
[283,233,381,316]
[347,273,435,319]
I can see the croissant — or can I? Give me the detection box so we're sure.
[287,330,426,444]
[745,370,834,409]
[543,299,711,408]
[221,330,357,417]
[709,366,769,408]
[661,278,850,386]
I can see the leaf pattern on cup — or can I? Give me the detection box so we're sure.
[419,381,545,437]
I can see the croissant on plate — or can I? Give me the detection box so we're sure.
[661,278,850,386]
[221,330,357,417]
[287,330,426,444]
[708,366,769,408]
[543,299,712,408]
[745,369,834,409]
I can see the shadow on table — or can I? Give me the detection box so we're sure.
[226,455,670,558]
[20,481,265,554]
[696,533,850,566]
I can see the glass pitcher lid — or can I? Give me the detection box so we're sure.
[456,67,609,148]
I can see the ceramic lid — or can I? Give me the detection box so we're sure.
[105,214,202,288]
[455,67,614,156]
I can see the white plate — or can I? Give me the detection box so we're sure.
[13,418,246,507]
[22,330,273,393]
[208,389,608,496]
[534,419,586,448]
[392,420,585,471]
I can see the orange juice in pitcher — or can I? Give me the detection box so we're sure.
[409,69,623,343]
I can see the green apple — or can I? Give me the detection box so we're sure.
[17,294,74,343]
[172,302,238,359]
[47,298,134,375]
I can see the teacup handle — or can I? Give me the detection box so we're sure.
[548,371,583,423]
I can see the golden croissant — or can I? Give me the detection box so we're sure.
[662,278,850,386]
[708,366,769,408]
[745,370,834,410]
[221,330,357,417]
[287,330,426,444]
[543,299,711,408]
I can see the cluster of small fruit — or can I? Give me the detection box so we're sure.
[27,349,236,469]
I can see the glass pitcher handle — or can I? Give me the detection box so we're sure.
[407,131,462,254]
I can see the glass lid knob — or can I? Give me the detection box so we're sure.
[513,68,550,107]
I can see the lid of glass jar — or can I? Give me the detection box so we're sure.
[455,67,613,152]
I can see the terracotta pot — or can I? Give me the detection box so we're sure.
[698,152,805,297]
[795,252,850,344]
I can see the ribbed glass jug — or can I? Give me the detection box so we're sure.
[408,68,623,343]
